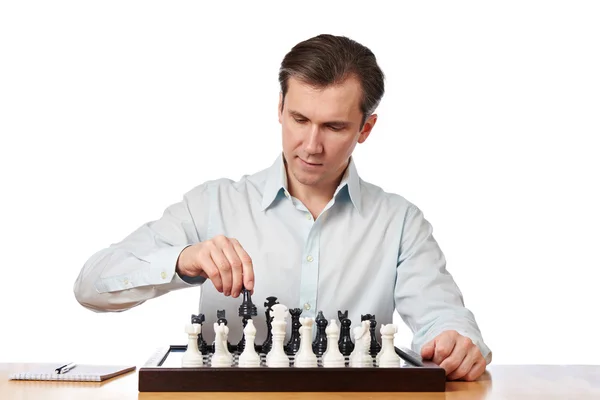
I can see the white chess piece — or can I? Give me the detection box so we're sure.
[349,320,372,367]
[377,324,401,367]
[181,323,203,367]
[266,304,290,367]
[238,319,261,368]
[294,317,318,367]
[222,323,233,364]
[322,319,345,368]
[211,322,232,367]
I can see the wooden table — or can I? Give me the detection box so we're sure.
[3,363,600,399]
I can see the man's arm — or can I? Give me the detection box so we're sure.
[73,186,207,312]
[395,205,492,364]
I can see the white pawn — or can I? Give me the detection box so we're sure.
[266,304,290,367]
[211,322,232,367]
[222,323,233,364]
[238,319,261,367]
[294,317,317,367]
[377,324,401,367]
[322,319,345,368]
[181,323,203,367]
[349,320,372,367]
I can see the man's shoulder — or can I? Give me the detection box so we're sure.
[182,165,270,198]
[359,178,418,214]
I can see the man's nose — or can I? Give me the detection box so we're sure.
[304,125,324,155]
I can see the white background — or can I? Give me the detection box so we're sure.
[1,1,599,366]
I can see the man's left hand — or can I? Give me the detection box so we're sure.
[420,330,486,381]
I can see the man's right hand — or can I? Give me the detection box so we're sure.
[176,235,254,298]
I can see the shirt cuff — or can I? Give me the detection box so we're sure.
[95,245,204,293]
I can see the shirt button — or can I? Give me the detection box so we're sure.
[304,303,311,310]
[161,271,167,279]
[306,255,314,262]
[123,278,129,285]
[305,213,312,220]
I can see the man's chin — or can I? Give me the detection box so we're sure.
[291,169,321,187]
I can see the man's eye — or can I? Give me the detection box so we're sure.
[294,118,307,124]
[328,126,342,131]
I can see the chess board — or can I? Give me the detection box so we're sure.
[138,345,446,392]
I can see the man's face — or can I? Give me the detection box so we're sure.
[278,76,376,191]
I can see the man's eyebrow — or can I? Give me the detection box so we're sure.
[289,110,308,119]
[288,110,351,126]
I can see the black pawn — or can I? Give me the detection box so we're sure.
[338,310,354,356]
[212,309,233,353]
[191,313,208,354]
[237,287,258,353]
[261,296,279,354]
[285,308,302,355]
[312,311,328,356]
[362,314,381,357]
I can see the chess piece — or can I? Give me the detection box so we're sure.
[211,322,232,367]
[261,296,279,354]
[338,310,354,356]
[312,311,328,356]
[237,286,258,353]
[349,320,372,367]
[377,324,401,367]
[182,323,203,367]
[322,319,345,368]
[361,314,382,357]
[295,317,318,367]
[191,313,208,354]
[285,308,302,355]
[212,310,233,354]
[266,304,290,367]
[238,319,261,367]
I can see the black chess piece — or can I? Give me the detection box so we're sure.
[237,286,258,353]
[361,313,381,357]
[191,313,208,354]
[312,310,328,356]
[338,310,354,356]
[285,308,302,355]
[261,296,279,354]
[212,309,234,353]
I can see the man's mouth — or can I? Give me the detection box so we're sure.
[299,158,322,167]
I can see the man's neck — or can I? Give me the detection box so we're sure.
[285,165,346,219]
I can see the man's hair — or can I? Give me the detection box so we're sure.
[278,34,385,129]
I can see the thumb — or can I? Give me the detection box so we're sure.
[421,340,435,360]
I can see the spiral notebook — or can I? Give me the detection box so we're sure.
[9,363,136,382]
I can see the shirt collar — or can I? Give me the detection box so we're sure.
[261,153,362,214]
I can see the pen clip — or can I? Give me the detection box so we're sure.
[55,362,76,374]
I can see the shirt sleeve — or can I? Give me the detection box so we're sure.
[73,185,208,312]
[394,205,492,364]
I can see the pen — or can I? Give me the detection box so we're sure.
[55,362,77,374]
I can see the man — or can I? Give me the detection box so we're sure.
[74,34,491,381]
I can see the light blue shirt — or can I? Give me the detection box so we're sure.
[74,154,491,363]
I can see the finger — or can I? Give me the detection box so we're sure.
[432,332,457,366]
[221,241,243,298]
[232,239,254,292]
[447,345,479,380]
[463,359,486,382]
[199,254,223,293]
[421,340,435,360]
[210,247,232,296]
[440,344,468,377]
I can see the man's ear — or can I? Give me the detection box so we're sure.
[358,114,377,144]
[278,92,283,124]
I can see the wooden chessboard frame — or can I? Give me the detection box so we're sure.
[138,345,446,392]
